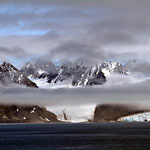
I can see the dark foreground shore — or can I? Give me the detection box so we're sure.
[0,123,150,150]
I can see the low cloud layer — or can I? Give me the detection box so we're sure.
[0,78,150,108]
[0,47,29,60]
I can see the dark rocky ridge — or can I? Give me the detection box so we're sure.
[0,62,38,88]
[93,104,149,122]
[0,104,59,123]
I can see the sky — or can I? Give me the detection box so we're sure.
[0,0,150,67]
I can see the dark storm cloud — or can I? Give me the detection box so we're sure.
[0,0,149,8]
[0,47,30,63]
[48,42,106,64]
[0,47,29,58]
[0,0,150,65]
[39,31,59,41]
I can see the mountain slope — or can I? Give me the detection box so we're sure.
[0,104,59,123]
[0,61,38,88]
[21,60,58,83]
[72,65,106,86]
[93,104,148,122]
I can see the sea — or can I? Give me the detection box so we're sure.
[0,123,150,150]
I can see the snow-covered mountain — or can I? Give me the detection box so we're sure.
[21,60,58,83]
[0,60,128,88]
[100,61,128,76]
[21,60,128,87]
[72,65,106,86]
[0,61,38,88]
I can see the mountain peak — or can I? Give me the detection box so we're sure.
[21,60,57,79]
[0,61,38,88]
[2,61,7,65]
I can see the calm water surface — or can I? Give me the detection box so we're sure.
[0,123,150,150]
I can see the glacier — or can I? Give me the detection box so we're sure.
[118,112,150,122]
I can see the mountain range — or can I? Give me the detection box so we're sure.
[20,60,128,88]
[0,60,129,88]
